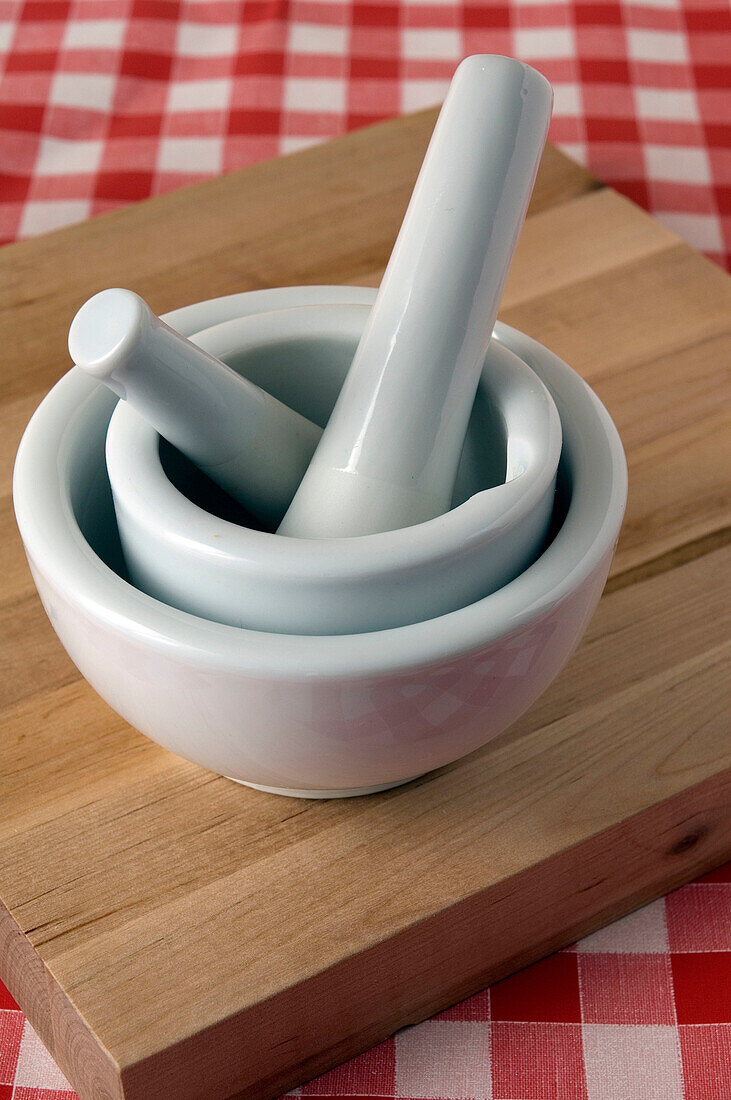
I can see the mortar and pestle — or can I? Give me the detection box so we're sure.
[70,55,560,635]
[14,56,628,796]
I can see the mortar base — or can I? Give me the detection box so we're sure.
[226,775,420,798]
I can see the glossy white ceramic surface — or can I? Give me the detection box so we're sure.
[106,302,562,635]
[279,56,552,537]
[13,286,627,797]
[69,288,320,524]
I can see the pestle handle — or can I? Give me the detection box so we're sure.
[278,55,553,538]
[69,288,321,525]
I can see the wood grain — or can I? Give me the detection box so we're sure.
[1,108,730,1100]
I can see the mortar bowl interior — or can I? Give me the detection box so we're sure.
[13,286,627,797]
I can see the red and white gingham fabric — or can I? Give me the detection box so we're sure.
[0,0,729,267]
[1,2,730,1096]
[1,864,729,1099]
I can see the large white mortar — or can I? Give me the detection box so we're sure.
[13,286,627,797]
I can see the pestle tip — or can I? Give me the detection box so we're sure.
[69,288,150,379]
[452,54,552,109]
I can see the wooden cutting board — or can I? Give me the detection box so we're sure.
[1,111,730,1100]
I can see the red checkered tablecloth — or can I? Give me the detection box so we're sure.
[0,0,729,267]
[1,866,730,1099]
[1,2,730,1097]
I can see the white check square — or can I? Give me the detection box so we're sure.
[50,72,116,113]
[627,29,688,63]
[400,79,448,113]
[646,144,711,184]
[36,136,103,175]
[552,82,581,115]
[636,88,699,122]
[402,29,461,61]
[583,1025,683,1100]
[280,135,323,154]
[396,1021,492,1099]
[284,78,345,113]
[515,28,575,59]
[0,21,14,53]
[13,1022,73,1089]
[289,23,347,56]
[167,79,231,112]
[624,0,677,8]
[655,213,723,253]
[576,898,669,954]
[176,22,238,57]
[559,141,588,164]
[63,19,126,50]
[157,137,223,173]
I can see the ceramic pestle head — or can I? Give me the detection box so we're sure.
[69,288,322,525]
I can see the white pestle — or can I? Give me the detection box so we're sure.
[68,288,321,525]
[278,55,553,538]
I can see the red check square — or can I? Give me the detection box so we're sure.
[666,884,731,952]
[350,57,399,80]
[352,5,400,28]
[242,0,285,22]
[678,1024,731,1100]
[491,953,581,1023]
[491,1021,587,1100]
[234,52,286,77]
[0,104,45,130]
[579,953,675,1025]
[672,952,731,1023]
[94,169,155,201]
[579,58,632,85]
[17,1,71,21]
[575,4,623,27]
[131,0,179,18]
[462,6,511,30]
[13,1090,78,1100]
[4,50,59,72]
[0,1013,23,1084]
[118,50,174,81]
[228,107,281,134]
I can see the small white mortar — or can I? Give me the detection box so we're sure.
[105,299,562,635]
